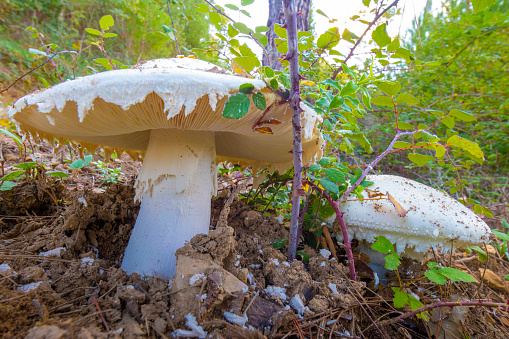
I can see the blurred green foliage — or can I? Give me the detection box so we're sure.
[0,0,210,91]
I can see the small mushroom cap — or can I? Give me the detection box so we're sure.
[9,58,323,171]
[340,175,491,258]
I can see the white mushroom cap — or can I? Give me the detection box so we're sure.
[339,175,491,259]
[8,58,323,179]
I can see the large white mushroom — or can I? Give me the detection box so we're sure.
[337,175,491,264]
[9,58,323,279]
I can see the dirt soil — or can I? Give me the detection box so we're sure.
[1,133,509,339]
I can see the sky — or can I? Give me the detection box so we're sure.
[214,0,440,63]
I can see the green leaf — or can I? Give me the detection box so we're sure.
[308,164,321,172]
[468,246,488,262]
[372,23,391,47]
[252,92,266,110]
[0,181,17,191]
[14,162,37,170]
[269,78,278,90]
[251,32,268,47]
[0,128,24,154]
[324,168,345,183]
[255,26,269,33]
[46,171,69,178]
[447,135,484,160]
[408,153,434,167]
[233,56,259,73]
[0,170,25,181]
[376,81,401,96]
[320,178,339,194]
[239,83,255,95]
[194,4,210,13]
[371,236,395,254]
[492,229,509,242]
[441,116,455,129]
[28,48,47,56]
[385,253,401,270]
[503,219,509,229]
[340,81,358,96]
[102,32,117,38]
[70,154,93,169]
[233,22,253,34]
[296,250,309,263]
[85,28,102,36]
[504,274,509,281]
[209,11,221,27]
[425,269,448,285]
[392,289,409,308]
[272,238,287,249]
[471,0,496,12]
[316,9,329,19]
[316,30,340,49]
[241,0,255,5]
[393,141,412,149]
[438,267,477,283]
[224,4,239,10]
[223,93,251,119]
[396,93,420,105]
[371,96,394,107]
[450,109,476,122]
[99,15,114,30]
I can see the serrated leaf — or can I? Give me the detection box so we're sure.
[438,267,477,282]
[46,171,69,178]
[372,23,391,47]
[408,153,434,167]
[371,236,394,254]
[239,83,255,95]
[376,81,401,96]
[371,96,394,107]
[392,289,409,308]
[324,168,345,183]
[99,15,114,30]
[320,178,339,194]
[223,93,250,119]
[233,56,259,73]
[450,109,476,122]
[441,116,455,129]
[396,93,419,105]
[447,135,484,159]
[425,269,448,285]
[385,253,401,270]
[252,92,266,110]
[269,78,278,90]
[209,11,221,26]
[85,28,102,36]
[308,164,321,172]
[272,238,287,249]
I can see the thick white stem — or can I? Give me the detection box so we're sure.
[121,129,216,279]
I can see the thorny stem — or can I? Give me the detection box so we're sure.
[307,181,357,281]
[37,34,63,81]
[166,0,181,55]
[282,0,303,262]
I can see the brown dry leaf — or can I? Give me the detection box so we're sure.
[479,268,509,294]
[386,191,409,217]
[254,127,274,135]
[365,188,384,198]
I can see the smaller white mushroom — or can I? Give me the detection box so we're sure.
[337,175,491,267]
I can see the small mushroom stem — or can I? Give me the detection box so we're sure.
[121,129,217,279]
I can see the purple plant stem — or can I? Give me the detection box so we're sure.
[283,0,303,262]
[307,181,357,281]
